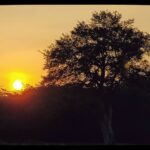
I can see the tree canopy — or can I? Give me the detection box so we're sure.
[42,10,150,90]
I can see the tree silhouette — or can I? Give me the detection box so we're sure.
[42,10,150,89]
[42,10,150,144]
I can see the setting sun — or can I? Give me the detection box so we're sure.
[13,80,23,91]
[7,72,28,91]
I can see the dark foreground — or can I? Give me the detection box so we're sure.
[0,86,150,145]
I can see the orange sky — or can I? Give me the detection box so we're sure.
[0,5,150,90]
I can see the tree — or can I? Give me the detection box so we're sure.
[42,10,150,144]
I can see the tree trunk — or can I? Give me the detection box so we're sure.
[101,104,115,145]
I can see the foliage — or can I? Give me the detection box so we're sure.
[42,10,150,90]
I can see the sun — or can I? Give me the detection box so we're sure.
[7,72,29,91]
[13,80,23,91]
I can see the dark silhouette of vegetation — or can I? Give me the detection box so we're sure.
[0,85,150,144]
[42,11,150,89]
[42,10,150,144]
[0,10,150,145]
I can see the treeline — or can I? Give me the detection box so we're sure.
[0,85,149,144]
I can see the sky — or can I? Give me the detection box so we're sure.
[0,5,150,90]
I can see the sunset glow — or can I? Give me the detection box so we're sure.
[0,5,149,145]
[8,72,28,91]
[0,5,150,90]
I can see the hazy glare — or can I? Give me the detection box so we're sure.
[0,5,150,89]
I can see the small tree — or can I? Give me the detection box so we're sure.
[42,10,150,144]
